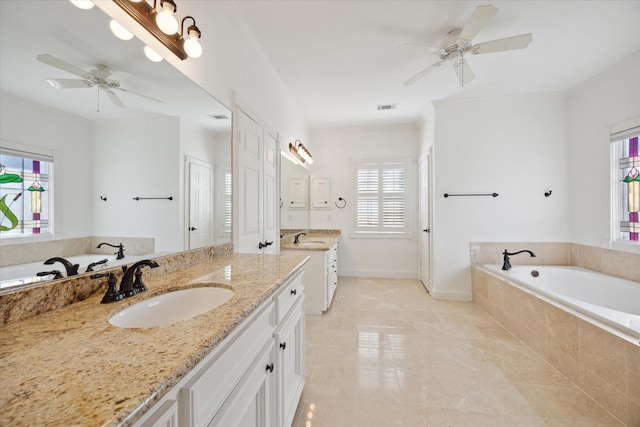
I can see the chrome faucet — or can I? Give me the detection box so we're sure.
[96,242,125,259]
[43,257,79,276]
[502,249,536,270]
[293,232,307,244]
[119,259,159,297]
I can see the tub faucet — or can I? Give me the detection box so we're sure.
[97,242,125,259]
[119,259,159,297]
[43,257,79,277]
[293,232,307,244]
[502,249,536,270]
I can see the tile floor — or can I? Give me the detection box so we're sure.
[292,277,623,427]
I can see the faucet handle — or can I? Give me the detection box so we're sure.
[91,272,124,304]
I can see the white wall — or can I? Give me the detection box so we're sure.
[309,125,420,278]
[568,52,640,251]
[431,94,570,300]
[93,117,182,253]
[0,92,94,240]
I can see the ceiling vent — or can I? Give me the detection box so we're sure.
[376,104,397,111]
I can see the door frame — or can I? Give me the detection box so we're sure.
[418,150,433,293]
[185,156,214,250]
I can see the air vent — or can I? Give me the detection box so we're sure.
[376,104,397,111]
[211,114,229,120]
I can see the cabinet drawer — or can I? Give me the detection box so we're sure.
[180,302,274,427]
[274,271,304,324]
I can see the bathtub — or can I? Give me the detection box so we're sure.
[0,254,117,289]
[482,265,640,339]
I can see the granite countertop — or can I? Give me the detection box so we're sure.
[0,253,309,426]
[280,231,341,252]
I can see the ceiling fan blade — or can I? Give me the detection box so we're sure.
[398,43,439,54]
[37,54,91,79]
[458,4,497,41]
[403,60,445,86]
[45,78,94,89]
[471,33,533,55]
[106,90,125,108]
[453,58,475,87]
[114,87,163,103]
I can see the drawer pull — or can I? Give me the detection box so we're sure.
[291,289,297,296]
[266,363,274,373]
[280,342,287,350]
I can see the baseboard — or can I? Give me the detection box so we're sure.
[338,269,418,279]
[429,289,472,301]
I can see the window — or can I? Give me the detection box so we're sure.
[611,124,639,244]
[0,149,53,238]
[353,161,410,236]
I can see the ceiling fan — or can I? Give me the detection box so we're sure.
[36,53,162,109]
[403,4,532,87]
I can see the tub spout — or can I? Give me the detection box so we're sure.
[43,257,79,277]
[502,249,536,270]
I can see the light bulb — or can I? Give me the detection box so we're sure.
[156,2,178,35]
[109,19,134,41]
[144,46,163,62]
[184,30,202,58]
[69,0,94,9]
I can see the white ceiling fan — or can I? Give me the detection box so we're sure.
[36,54,162,109]
[403,4,532,87]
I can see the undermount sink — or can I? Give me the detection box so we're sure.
[108,287,234,328]
[295,241,326,247]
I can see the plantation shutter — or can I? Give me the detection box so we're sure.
[355,163,407,233]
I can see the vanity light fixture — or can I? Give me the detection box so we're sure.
[289,140,313,165]
[69,0,95,10]
[112,0,203,61]
[181,16,202,58]
[144,45,164,62]
[109,19,134,40]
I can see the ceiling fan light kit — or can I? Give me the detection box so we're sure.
[403,4,532,87]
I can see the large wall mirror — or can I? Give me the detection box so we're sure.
[280,153,310,234]
[0,1,231,291]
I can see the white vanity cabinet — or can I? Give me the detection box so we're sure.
[134,270,306,427]
[288,238,339,315]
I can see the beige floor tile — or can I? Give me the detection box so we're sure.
[296,277,623,426]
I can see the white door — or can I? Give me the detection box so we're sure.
[419,154,431,292]
[236,110,265,253]
[188,160,212,250]
[263,132,278,254]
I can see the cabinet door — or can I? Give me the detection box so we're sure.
[140,400,178,427]
[236,110,265,253]
[287,177,308,209]
[208,341,276,427]
[310,177,331,209]
[275,298,305,427]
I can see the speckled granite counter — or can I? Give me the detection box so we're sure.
[0,253,309,426]
[280,230,341,251]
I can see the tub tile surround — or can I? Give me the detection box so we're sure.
[0,236,155,268]
[470,241,640,282]
[0,247,309,426]
[472,266,640,426]
[0,243,232,325]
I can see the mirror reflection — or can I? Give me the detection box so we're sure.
[0,1,232,291]
[280,152,310,234]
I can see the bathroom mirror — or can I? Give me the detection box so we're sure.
[0,1,231,290]
[280,152,310,233]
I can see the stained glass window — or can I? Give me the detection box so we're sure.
[615,133,639,243]
[0,149,52,237]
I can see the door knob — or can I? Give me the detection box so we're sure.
[189,227,198,231]
[422,228,430,233]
